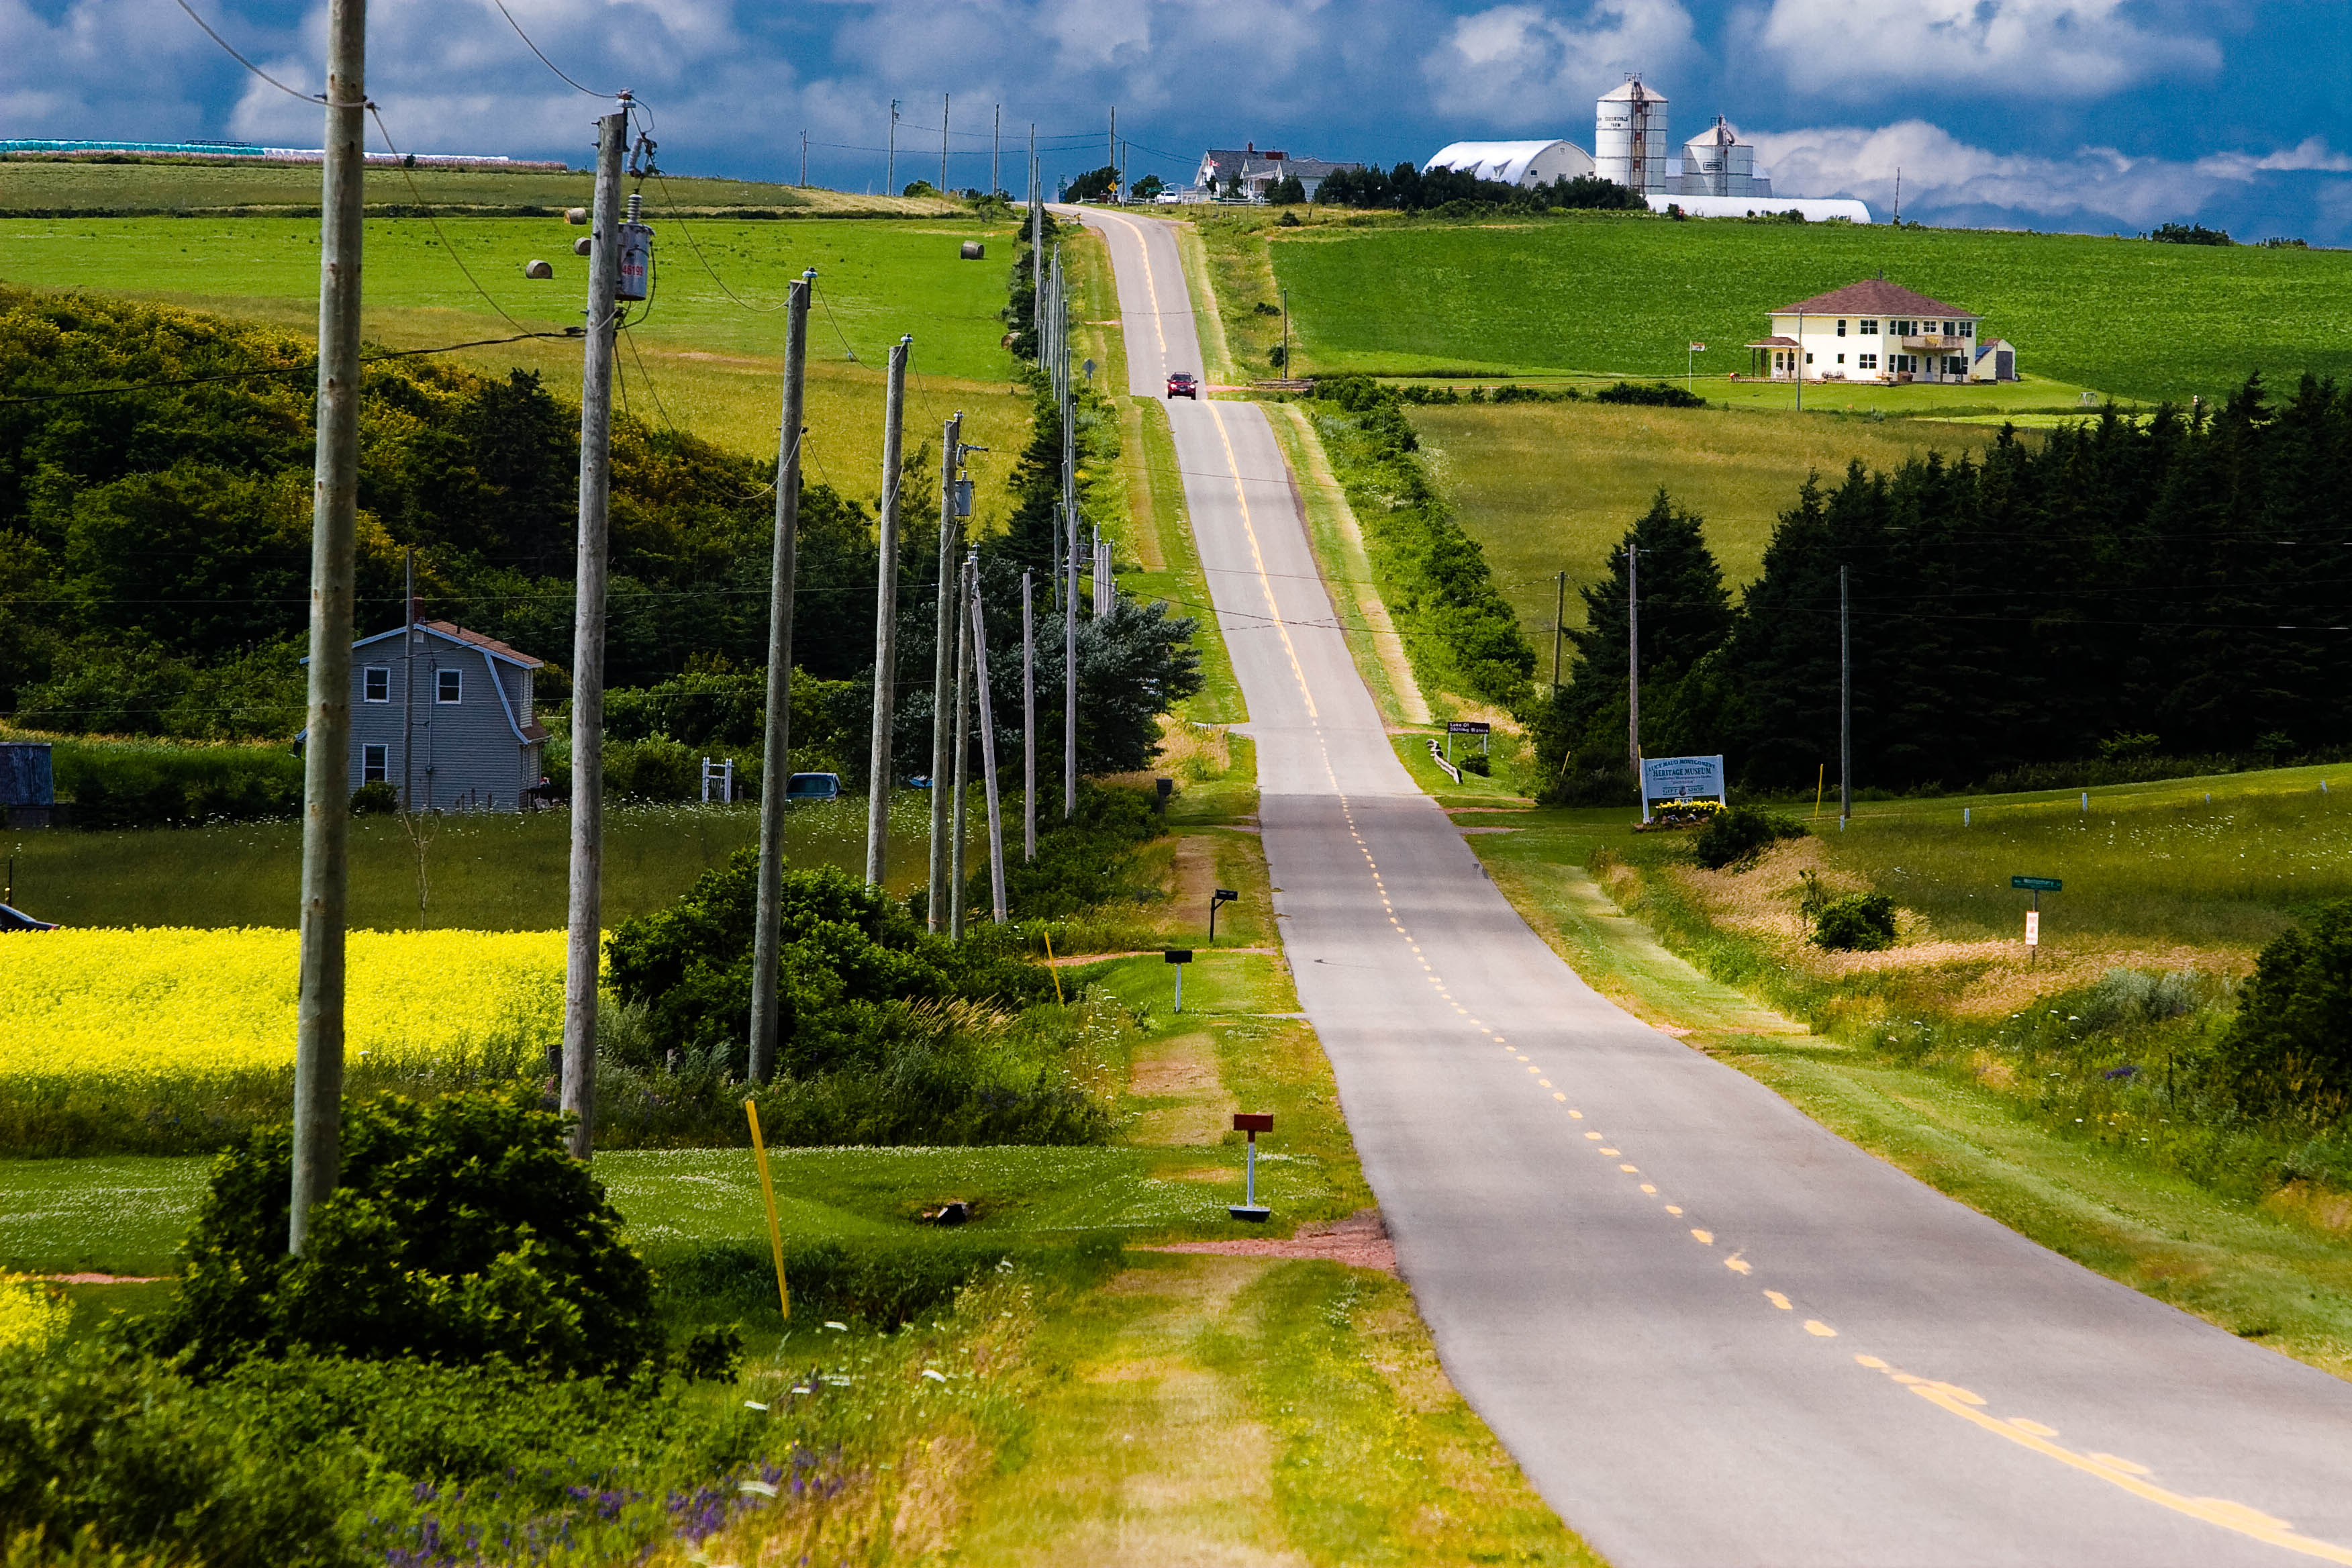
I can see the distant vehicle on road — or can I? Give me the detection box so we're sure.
[0,903,57,931]
[1167,371,1199,399]
[785,772,842,804]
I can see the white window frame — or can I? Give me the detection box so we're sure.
[362,743,389,784]
[436,668,462,705]
[1859,319,1878,336]
[1836,320,1847,336]
[1959,320,1975,338]
[1859,352,1878,371]
[1835,353,1845,364]
[362,666,391,703]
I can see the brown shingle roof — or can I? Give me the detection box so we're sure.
[1771,279,1974,317]
[423,620,544,669]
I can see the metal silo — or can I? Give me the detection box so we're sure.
[1595,77,1669,193]
[1680,115,1762,197]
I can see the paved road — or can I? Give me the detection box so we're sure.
[1076,206,2352,1568]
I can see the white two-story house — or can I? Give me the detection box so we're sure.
[1745,279,2017,385]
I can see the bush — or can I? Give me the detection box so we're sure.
[1594,381,1706,407]
[1457,751,1490,776]
[606,855,1055,1079]
[348,781,398,816]
[162,1088,659,1380]
[50,738,301,828]
[1810,892,1897,952]
[1692,803,1804,869]
[980,781,1163,920]
[2218,899,2352,1107]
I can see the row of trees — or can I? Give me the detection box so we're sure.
[1314,163,1643,213]
[1538,375,2352,796]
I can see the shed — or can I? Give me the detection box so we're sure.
[308,620,550,812]
[0,742,54,828]
[1422,140,1596,187]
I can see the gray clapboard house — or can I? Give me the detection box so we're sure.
[336,620,549,811]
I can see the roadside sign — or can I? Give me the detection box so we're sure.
[2011,876,2063,892]
[2024,910,2041,946]
[1165,947,1194,1014]
[1639,754,1727,822]
[1446,721,1491,734]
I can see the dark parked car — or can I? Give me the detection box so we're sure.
[785,772,842,804]
[1166,371,1199,399]
[0,903,57,931]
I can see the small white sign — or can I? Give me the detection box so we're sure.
[2024,910,2041,946]
[1640,754,1726,801]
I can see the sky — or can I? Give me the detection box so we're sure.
[5,0,2349,242]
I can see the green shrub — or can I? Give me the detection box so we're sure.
[607,855,1056,1080]
[162,1088,658,1379]
[1594,381,1706,407]
[974,781,1163,921]
[50,738,301,828]
[1692,803,1804,870]
[2219,899,2352,1108]
[1810,892,1896,951]
[1457,750,1490,776]
[347,781,398,816]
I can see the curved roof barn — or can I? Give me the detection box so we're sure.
[1422,140,1596,187]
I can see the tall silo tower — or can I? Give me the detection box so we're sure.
[1679,115,1767,197]
[1595,77,1669,193]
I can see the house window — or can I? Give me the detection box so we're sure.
[437,669,462,704]
[1859,319,1878,335]
[1836,353,1846,364]
[1836,320,1847,336]
[1859,353,1879,370]
[1959,320,1974,338]
[1804,352,1814,364]
[362,743,389,784]
[1945,356,1967,376]
[1942,321,1955,335]
[362,666,390,703]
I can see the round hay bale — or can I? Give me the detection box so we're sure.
[573,237,592,256]
[524,259,555,279]
[565,207,589,225]
[959,241,985,260]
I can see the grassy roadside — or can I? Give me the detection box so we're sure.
[1465,802,2352,1382]
[1188,212,1285,384]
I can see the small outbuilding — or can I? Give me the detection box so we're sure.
[306,620,550,812]
[1745,279,2016,385]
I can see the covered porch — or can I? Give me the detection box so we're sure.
[1745,335,1801,381]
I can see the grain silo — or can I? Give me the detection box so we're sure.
[1679,115,1771,198]
[1594,77,1669,193]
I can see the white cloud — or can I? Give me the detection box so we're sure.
[0,0,219,138]
[1751,0,2219,101]
[1751,118,2348,228]
[1424,0,1695,126]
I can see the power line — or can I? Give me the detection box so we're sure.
[488,0,620,99]
[647,170,787,313]
[170,0,325,103]
[0,330,579,405]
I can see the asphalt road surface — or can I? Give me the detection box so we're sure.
[1076,205,2352,1568]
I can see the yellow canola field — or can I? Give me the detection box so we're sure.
[0,928,567,1078]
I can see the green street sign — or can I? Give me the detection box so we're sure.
[2012,876,2063,892]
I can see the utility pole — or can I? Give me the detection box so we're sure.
[1022,569,1036,861]
[1794,310,1804,411]
[402,548,416,810]
[289,0,365,1254]
[1279,285,1289,373]
[950,556,973,940]
[748,270,813,1085]
[993,105,1001,196]
[970,561,1009,923]
[926,412,963,930]
[1840,564,1852,827]
[799,130,807,188]
[1626,542,1640,782]
[560,104,628,1161]
[865,336,910,887]
[886,99,899,195]
[1551,569,1567,695]
[1108,106,1116,179]
[940,92,949,195]
[1056,247,1077,820]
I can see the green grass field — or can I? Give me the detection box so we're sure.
[1412,400,2000,643]
[0,794,957,929]
[0,197,1032,513]
[0,156,961,217]
[1265,210,2352,401]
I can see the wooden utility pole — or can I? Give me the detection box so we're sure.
[748,271,813,1084]
[865,336,910,887]
[402,548,416,809]
[926,413,963,930]
[993,105,1001,196]
[1059,252,1078,820]
[969,560,1008,922]
[886,99,898,195]
[1626,542,1640,781]
[940,93,949,195]
[290,0,366,1254]
[1021,569,1036,861]
[950,556,974,940]
[1840,564,1852,826]
[560,105,628,1161]
[1551,569,1567,695]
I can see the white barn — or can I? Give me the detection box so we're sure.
[1422,139,1596,187]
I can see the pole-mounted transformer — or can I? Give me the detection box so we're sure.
[617,192,654,303]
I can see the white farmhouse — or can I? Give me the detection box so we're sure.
[1744,279,2017,385]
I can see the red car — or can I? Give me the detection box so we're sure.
[1166,371,1199,399]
